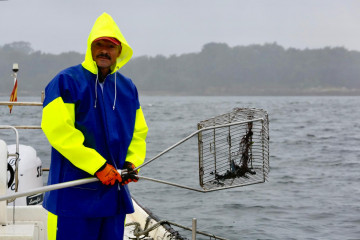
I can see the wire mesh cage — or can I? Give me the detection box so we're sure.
[197,108,269,191]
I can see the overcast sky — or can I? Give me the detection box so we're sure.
[0,0,359,57]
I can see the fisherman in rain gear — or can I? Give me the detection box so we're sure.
[41,12,148,240]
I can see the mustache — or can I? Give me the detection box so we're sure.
[96,53,111,60]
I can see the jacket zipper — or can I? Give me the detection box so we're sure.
[98,75,119,170]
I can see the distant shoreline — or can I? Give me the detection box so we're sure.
[1,89,360,98]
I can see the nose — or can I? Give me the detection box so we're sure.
[99,46,109,54]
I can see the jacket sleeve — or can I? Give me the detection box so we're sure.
[41,96,106,175]
[125,107,148,168]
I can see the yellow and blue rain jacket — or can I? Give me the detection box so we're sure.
[41,13,148,217]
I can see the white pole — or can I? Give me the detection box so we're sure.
[192,218,197,240]
[0,140,8,225]
[12,63,18,87]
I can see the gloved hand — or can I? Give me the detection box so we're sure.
[121,161,139,185]
[95,163,122,185]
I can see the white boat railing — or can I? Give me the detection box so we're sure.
[0,101,43,106]
[0,139,8,225]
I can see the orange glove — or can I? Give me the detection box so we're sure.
[121,161,139,185]
[95,163,122,185]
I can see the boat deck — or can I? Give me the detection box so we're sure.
[1,200,172,240]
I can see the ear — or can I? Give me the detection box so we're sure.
[117,46,122,57]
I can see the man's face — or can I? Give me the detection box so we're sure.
[91,39,121,71]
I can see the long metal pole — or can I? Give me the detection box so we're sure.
[0,178,98,202]
[0,176,203,203]
[0,171,208,202]
[137,176,204,192]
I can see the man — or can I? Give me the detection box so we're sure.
[41,12,148,240]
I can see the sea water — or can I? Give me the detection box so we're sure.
[0,96,359,240]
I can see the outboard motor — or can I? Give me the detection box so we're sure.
[7,144,43,206]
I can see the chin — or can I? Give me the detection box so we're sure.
[96,61,112,68]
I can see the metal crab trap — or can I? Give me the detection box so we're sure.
[135,107,270,193]
[197,108,269,191]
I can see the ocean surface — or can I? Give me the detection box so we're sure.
[1,96,359,240]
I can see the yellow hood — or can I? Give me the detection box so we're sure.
[82,12,133,74]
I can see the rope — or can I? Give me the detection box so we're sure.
[125,219,229,240]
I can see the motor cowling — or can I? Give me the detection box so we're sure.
[7,144,43,206]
